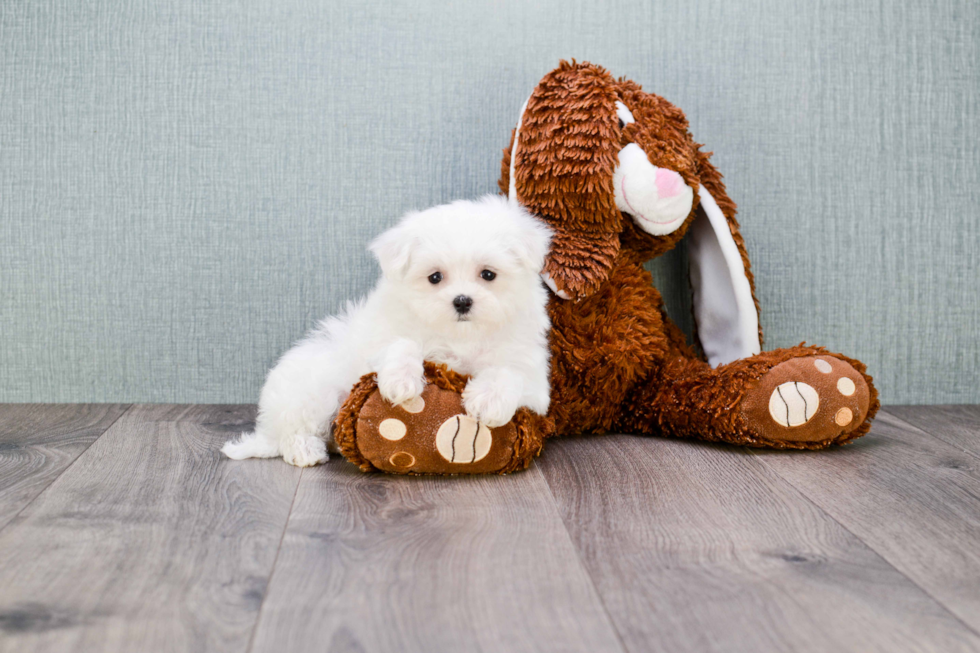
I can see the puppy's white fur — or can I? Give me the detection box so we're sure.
[222,195,553,467]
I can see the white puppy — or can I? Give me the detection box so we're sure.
[222,195,553,467]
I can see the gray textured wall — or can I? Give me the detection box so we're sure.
[2,0,978,404]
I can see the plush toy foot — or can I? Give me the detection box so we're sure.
[741,355,873,447]
[334,363,550,475]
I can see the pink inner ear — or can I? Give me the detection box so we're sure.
[655,168,683,198]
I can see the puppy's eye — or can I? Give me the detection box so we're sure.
[618,118,625,130]
[480,270,496,281]
[428,271,443,284]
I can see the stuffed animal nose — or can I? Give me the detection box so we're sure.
[453,295,473,314]
[612,143,695,236]
[655,168,684,198]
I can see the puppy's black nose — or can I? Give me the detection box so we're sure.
[453,295,473,314]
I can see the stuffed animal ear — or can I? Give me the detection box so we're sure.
[368,219,416,279]
[687,153,763,367]
[505,61,623,300]
[507,63,621,231]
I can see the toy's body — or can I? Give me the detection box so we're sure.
[337,61,878,474]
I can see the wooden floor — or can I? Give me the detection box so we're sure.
[0,405,979,652]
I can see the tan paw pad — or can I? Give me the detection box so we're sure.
[388,451,416,468]
[768,382,819,427]
[399,395,425,413]
[378,418,407,440]
[435,415,492,464]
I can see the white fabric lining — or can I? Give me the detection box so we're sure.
[687,185,761,367]
[615,100,635,125]
[508,98,529,203]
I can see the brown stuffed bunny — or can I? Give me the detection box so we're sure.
[336,60,878,474]
[498,60,878,447]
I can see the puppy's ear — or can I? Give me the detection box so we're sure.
[368,219,416,279]
[509,207,553,273]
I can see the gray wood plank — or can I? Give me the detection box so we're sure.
[887,405,980,459]
[0,404,129,531]
[750,410,980,637]
[249,461,626,653]
[0,404,301,653]
[538,434,980,653]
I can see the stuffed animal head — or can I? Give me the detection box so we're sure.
[499,60,762,366]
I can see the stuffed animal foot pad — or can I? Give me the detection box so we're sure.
[334,363,549,475]
[741,355,872,445]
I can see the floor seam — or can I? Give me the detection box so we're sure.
[534,462,632,653]
[244,464,305,653]
[744,445,980,641]
[0,403,134,536]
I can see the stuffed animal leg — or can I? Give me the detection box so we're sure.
[619,345,878,448]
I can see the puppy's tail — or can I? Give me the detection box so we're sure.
[221,430,281,460]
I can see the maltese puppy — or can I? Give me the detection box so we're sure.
[222,195,553,467]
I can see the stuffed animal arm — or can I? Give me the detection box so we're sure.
[335,363,550,475]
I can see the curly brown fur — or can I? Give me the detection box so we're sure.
[334,372,379,472]
[508,61,624,300]
[546,260,672,436]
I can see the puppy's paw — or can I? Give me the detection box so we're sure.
[280,432,329,467]
[377,365,426,406]
[463,381,520,428]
